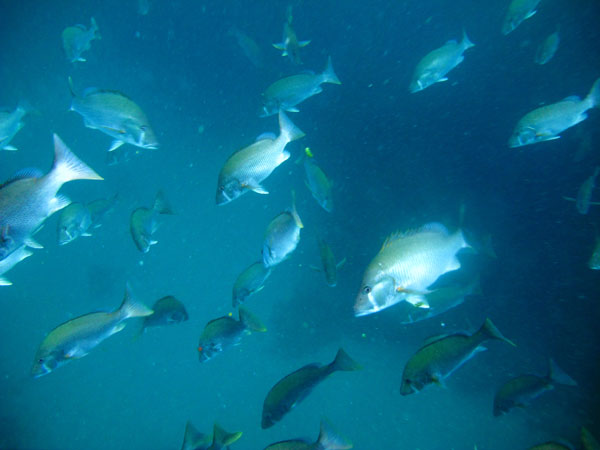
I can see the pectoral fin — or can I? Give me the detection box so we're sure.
[109,140,124,152]
[243,181,269,195]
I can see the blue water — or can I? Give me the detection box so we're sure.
[1,1,599,449]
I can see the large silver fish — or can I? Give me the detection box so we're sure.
[57,202,92,245]
[31,285,153,377]
[69,77,159,152]
[0,135,103,262]
[262,192,303,268]
[261,57,341,117]
[0,103,28,151]
[272,7,310,66]
[130,191,173,253]
[303,147,333,212]
[409,29,475,93]
[216,111,304,205]
[232,261,271,306]
[563,167,600,214]
[0,246,33,286]
[62,17,100,63]
[354,222,470,316]
[534,29,560,65]
[502,0,541,35]
[509,78,600,148]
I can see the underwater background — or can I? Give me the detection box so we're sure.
[1,0,599,448]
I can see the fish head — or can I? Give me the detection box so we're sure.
[57,222,80,245]
[508,126,540,147]
[400,368,431,396]
[409,71,437,93]
[127,122,159,150]
[354,275,397,316]
[31,352,61,378]
[197,339,221,362]
[261,409,280,429]
[216,178,243,205]
[260,99,279,117]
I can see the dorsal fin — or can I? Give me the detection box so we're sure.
[381,222,449,250]
[82,87,131,99]
[256,132,276,142]
[562,95,581,102]
[1,168,44,188]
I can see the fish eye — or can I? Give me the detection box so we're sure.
[362,286,372,295]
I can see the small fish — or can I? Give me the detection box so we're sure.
[312,236,345,288]
[228,26,263,68]
[216,111,305,205]
[137,0,150,16]
[139,296,188,334]
[57,202,92,245]
[232,261,272,307]
[31,285,153,377]
[0,246,33,286]
[502,0,541,35]
[181,422,242,450]
[509,77,600,147]
[261,56,341,117]
[197,306,266,362]
[563,167,600,214]
[493,358,577,416]
[69,77,159,152]
[409,29,475,93]
[272,7,310,66]
[262,191,304,268]
[535,28,560,65]
[130,191,173,253]
[62,17,100,63]
[0,134,102,262]
[302,147,334,212]
[264,418,353,450]
[589,233,600,270]
[262,348,361,429]
[400,318,516,395]
[0,102,28,151]
[354,222,470,316]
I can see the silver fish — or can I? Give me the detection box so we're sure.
[57,202,93,245]
[69,77,159,152]
[232,261,271,307]
[0,246,33,286]
[272,7,310,66]
[261,56,341,117]
[502,0,541,35]
[563,167,600,214]
[409,29,475,93]
[534,29,560,65]
[130,191,173,253]
[31,285,153,377]
[216,111,304,205]
[509,78,600,147]
[0,103,28,151]
[302,147,333,212]
[0,135,103,262]
[62,17,100,63]
[262,192,303,268]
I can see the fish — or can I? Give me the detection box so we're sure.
[197,306,266,362]
[262,348,361,429]
[181,422,242,450]
[261,56,341,117]
[130,190,173,253]
[263,418,353,450]
[581,427,600,450]
[87,194,118,226]
[354,222,470,316]
[400,318,515,395]
[493,358,577,416]
[589,232,600,270]
[139,296,188,334]
[302,147,333,212]
[262,191,304,268]
[535,28,560,65]
[409,29,475,93]
[528,442,574,450]
[502,0,541,35]
[272,7,310,66]
[137,0,150,16]
[0,134,103,262]
[57,202,92,245]
[312,236,346,287]
[68,77,159,152]
[0,246,33,286]
[31,285,153,377]
[509,77,600,148]
[563,167,600,214]
[216,111,305,205]
[228,26,263,68]
[232,261,272,307]
[62,17,100,63]
[0,102,28,151]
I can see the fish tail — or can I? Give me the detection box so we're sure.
[585,77,600,109]
[278,110,305,143]
[548,358,577,387]
[478,318,516,347]
[67,76,77,98]
[290,190,304,228]
[119,283,153,319]
[317,418,353,450]
[461,28,475,50]
[212,423,242,447]
[50,134,103,185]
[330,348,362,372]
[322,56,341,85]
[153,190,173,215]
[90,17,101,39]
[238,306,267,332]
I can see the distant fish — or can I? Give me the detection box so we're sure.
[563,167,600,214]
[493,358,577,416]
[130,190,173,253]
[534,28,560,65]
[272,7,310,66]
[264,418,353,450]
[261,348,361,429]
[57,202,92,245]
[261,56,341,117]
[181,422,242,450]
[31,285,153,377]
[409,29,475,93]
[139,296,188,334]
[62,17,100,63]
[302,147,334,212]
[228,26,263,68]
[508,77,600,148]
[232,261,271,307]
[588,230,600,270]
[262,191,303,268]
[312,236,345,288]
[87,194,118,226]
[137,0,150,16]
[0,246,33,286]
[0,102,28,151]
[502,0,541,35]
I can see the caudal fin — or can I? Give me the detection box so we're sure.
[585,77,600,109]
[322,56,341,85]
[212,423,242,447]
[279,110,305,143]
[548,359,577,387]
[90,17,101,39]
[330,348,362,372]
[290,190,304,229]
[50,134,103,186]
[182,421,211,449]
[478,318,516,347]
[118,284,154,319]
[317,418,353,450]
[238,306,267,332]
[153,190,173,215]
[461,29,475,50]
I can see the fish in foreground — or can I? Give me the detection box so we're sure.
[0,246,33,286]
[232,261,271,306]
[535,28,560,65]
[130,190,173,253]
[197,306,266,362]
[272,7,310,66]
[216,111,304,205]
[0,102,28,151]
[409,29,474,93]
[31,285,153,377]
[312,236,345,287]
[354,222,470,316]
[302,147,333,212]
[400,318,516,395]
[68,77,159,152]
[139,296,188,334]
[261,348,362,429]
[264,418,353,450]
[563,167,600,215]
[0,134,103,261]
[493,358,577,416]
[502,0,541,35]
[181,421,242,450]
[261,56,341,117]
[262,191,303,268]
[62,17,100,63]
[509,77,600,148]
